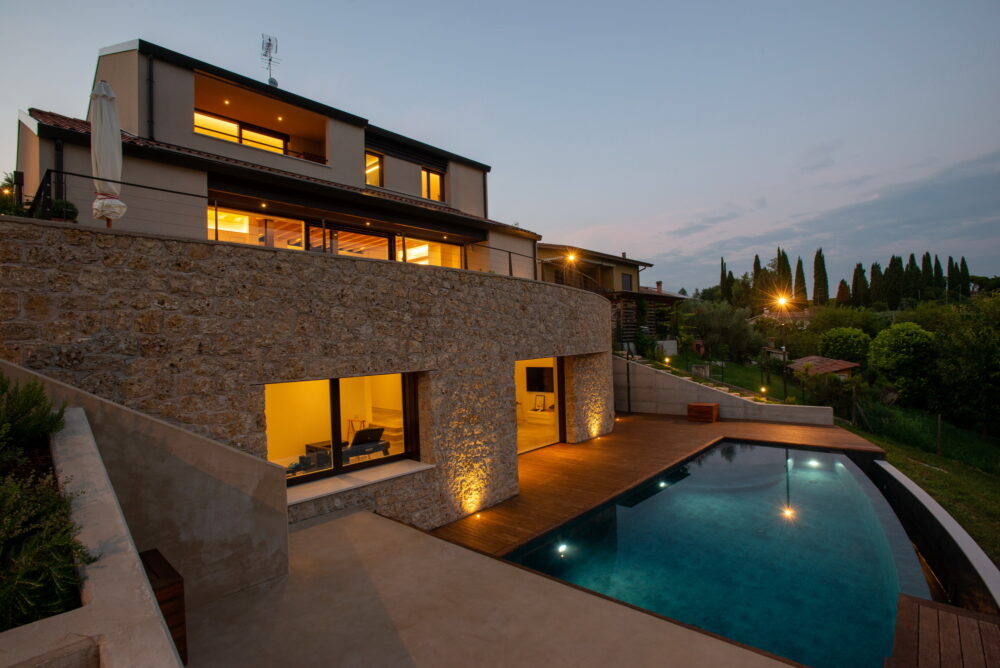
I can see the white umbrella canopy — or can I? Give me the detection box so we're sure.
[88,80,127,226]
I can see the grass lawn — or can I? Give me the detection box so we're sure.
[670,354,796,401]
[842,422,1000,567]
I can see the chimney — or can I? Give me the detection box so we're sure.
[621,252,626,259]
[656,280,663,293]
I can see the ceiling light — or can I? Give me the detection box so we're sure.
[224,99,230,105]
[277,116,283,121]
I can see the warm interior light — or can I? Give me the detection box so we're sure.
[224,99,230,105]
[277,116,283,121]
[207,210,250,234]
[260,202,267,208]
[365,221,371,226]
[365,165,380,174]
[475,513,481,519]
[782,507,796,519]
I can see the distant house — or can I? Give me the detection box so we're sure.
[536,244,686,344]
[788,356,860,379]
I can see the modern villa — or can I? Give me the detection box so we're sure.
[2,39,998,668]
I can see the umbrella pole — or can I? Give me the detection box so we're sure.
[105,217,112,229]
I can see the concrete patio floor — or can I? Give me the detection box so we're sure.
[187,509,792,667]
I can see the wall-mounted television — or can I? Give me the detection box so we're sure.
[526,367,554,393]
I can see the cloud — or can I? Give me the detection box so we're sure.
[798,140,843,174]
[644,148,1000,292]
[818,174,874,190]
[667,197,769,237]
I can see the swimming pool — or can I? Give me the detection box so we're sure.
[506,441,931,668]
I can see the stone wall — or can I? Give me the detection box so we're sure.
[0,216,614,528]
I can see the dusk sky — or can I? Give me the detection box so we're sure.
[2,0,999,293]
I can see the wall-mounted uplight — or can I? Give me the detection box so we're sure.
[807,459,821,468]
[658,481,667,488]
[260,202,267,209]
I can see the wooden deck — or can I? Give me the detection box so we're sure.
[887,595,1000,667]
[431,413,881,556]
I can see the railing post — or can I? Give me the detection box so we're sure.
[212,200,219,241]
[508,250,513,276]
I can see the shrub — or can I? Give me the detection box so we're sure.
[0,377,65,454]
[48,199,78,221]
[868,322,935,406]
[0,474,93,631]
[819,327,871,364]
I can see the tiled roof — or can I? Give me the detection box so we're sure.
[27,108,537,238]
[788,356,860,376]
[638,285,689,300]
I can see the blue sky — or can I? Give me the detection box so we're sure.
[2,0,998,292]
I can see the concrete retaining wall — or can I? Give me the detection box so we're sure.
[613,357,833,426]
[0,408,181,668]
[0,360,289,610]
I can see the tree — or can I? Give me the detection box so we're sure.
[720,257,730,303]
[818,327,871,364]
[947,256,959,302]
[730,273,752,309]
[902,254,920,300]
[869,262,885,308]
[868,322,935,405]
[835,279,851,306]
[933,255,945,289]
[678,287,688,296]
[775,248,792,298]
[959,257,971,298]
[813,248,829,306]
[685,301,764,361]
[921,252,934,296]
[884,256,904,310]
[793,257,807,306]
[807,305,886,337]
[850,263,869,308]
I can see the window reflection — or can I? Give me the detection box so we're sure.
[396,236,462,268]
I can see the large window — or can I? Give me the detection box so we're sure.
[207,207,305,250]
[621,273,633,291]
[421,168,444,201]
[365,151,383,187]
[396,236,462,268]
[266,374,419,483]
[194,111,287,155]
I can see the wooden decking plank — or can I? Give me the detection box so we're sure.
[893,595,920,667]
[958,614,987,668]
[918,603,941,668]
[939,610,963,668]
[980,620,1000,668]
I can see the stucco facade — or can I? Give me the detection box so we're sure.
[0,216,614,528]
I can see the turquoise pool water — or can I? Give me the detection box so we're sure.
[506,442,930,668]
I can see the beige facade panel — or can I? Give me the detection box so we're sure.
[446,160,486,217]
[0,217,613,529]
[381,154,422,198]
[466,230,536,278]
[92,50,141,136]
[16,117,41,198]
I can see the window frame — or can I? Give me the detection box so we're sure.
[194,109,289,155]
[621,273,633,291]
[283,373,421,487]
[421,167,445,202]
[365,151,384,188]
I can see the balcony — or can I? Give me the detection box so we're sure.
[194,72,327,164]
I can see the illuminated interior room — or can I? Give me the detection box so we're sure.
[206,207,305,250]
[265,374,415,482]
[515,357,562,453]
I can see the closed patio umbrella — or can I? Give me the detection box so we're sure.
[89,80,127,227]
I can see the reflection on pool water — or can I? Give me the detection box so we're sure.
[506,442,930,668]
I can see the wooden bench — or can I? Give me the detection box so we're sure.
[140,549,187,664]
[686,402,719,423]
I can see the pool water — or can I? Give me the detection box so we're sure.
[506,442,930,668]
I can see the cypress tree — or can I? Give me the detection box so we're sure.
[813,248,829,306]
[727,270,736,304]
[947,256,958,301]
[835,279,851,306]
[869,262,885,307]
[921,252,933,294]
[776,248,792,298]
[959,257,971,297]
[752,255,762,283]
[720,257,730,303]
[751,254,764,312]
[851,263,869,307]
[933,255,945,289]
[903,254,920,300]
[793,257,807,306]
[884,255,904,310]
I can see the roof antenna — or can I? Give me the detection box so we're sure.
[261,34,280,87]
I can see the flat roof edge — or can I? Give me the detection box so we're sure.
[98,39,141,57]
